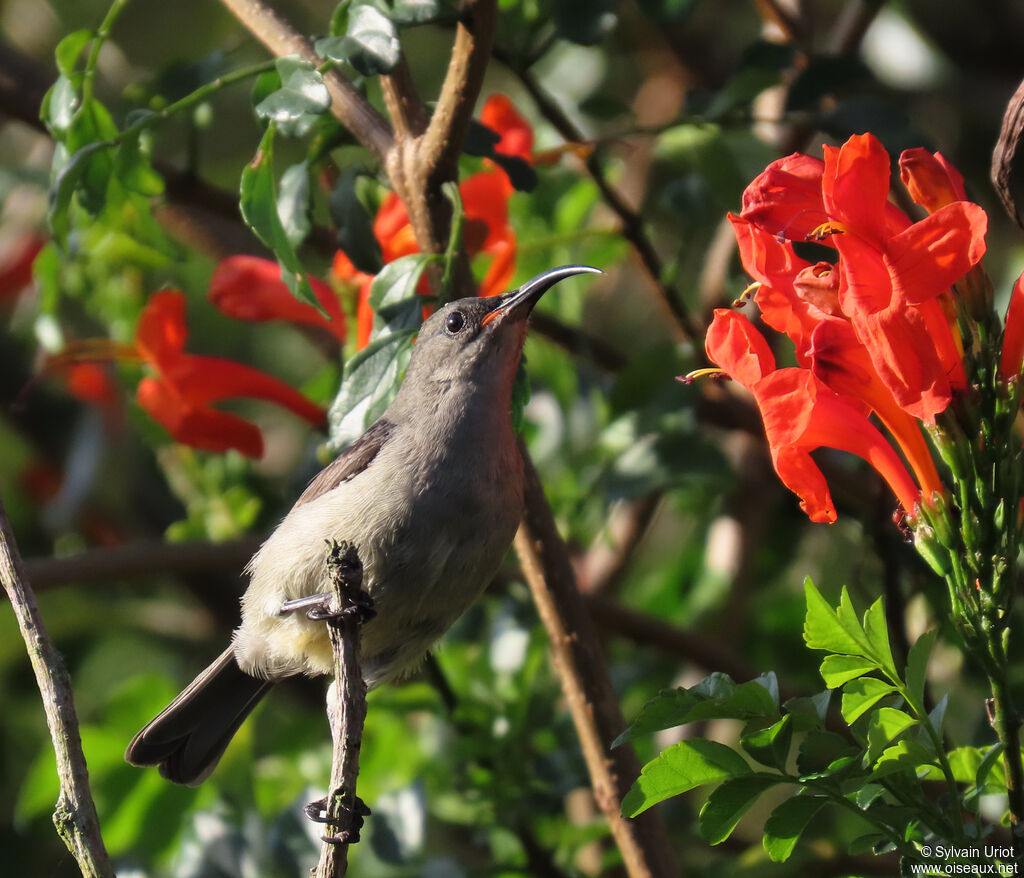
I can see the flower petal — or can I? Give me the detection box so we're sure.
[899,148,967,213]
[209,255,346,341]
[137,377,265,458]
[136,290,190,364]
[1000,270,1024,380]
[705,309,776,387]
[480,94,534,161]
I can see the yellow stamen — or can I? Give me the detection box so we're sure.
[807,221,846,241]
[678,367,727,385]
[732,282,761,308]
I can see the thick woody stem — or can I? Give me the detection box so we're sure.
[0,493,114,877]
[314,541,370,878]
[216,0,393,163]
[514,453,680,878]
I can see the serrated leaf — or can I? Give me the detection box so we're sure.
[866,707,917,764]
[330,166,383,274]
[278,161,311,248]
[239,125,317,310]
[862,598,897,679]
[904,629,936,714]
[742,715,792,771]
[699,775,783,845]
[763,795,826,862]
[803,579,869,657]
[870,739,935,781]
[840,677,897,725]
[317,5,401,76]
[622,739,751,817]
[820,654,878,688]
[328,329,416,450]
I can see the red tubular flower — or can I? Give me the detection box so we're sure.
[899,149,967,214]
[706,309,922,522]
[0,232,45,304]
[208,255,347,342]
[1000,271,1024,381]
[480,93,534,162]
[136,290,326,457]
[738,133,987,423]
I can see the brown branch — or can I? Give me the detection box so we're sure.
[514,451,680,878]
[500,57,703,348]
[313,541,371,878]
[0,492,114,876]
[216,0,393,163]
[419,0,496,183]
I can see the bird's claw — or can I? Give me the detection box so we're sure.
[304,794,371,844]
[278,592,376,623]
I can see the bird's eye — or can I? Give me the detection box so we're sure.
[444,310,467,335]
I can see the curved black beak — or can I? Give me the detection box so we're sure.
[481,265,602,326]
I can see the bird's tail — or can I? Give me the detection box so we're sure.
[125,647,273,785]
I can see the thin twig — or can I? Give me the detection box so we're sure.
[313,541,371,878]
[216,0,393,163]
[514,450,680,878]
[498,55,703,348]
[577,494,661,595]
[0,492,114,877]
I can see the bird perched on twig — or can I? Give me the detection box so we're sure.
[126,265,600,785]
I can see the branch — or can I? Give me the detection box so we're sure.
[216,0,393,163]
[313,541,372,878]
[418,0,497,183]
[514,451,680,878]
[0,492,114,876]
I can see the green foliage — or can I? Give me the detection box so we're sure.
[622,580,1014,868]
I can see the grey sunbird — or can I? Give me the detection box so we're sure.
[126,264,600,785]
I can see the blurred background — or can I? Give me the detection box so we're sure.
[2,0,1024,875]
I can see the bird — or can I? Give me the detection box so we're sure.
[125,264,600,785]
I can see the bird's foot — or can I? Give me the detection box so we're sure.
[304,794,371,844]
[277,592,376,623]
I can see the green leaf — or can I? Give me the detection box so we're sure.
[763,795,826,862]
[840,677,897,725]
[391,0,442,24]
[328,329,416,450]
[698,775,783,845]
[853,783,885,809]
[277,161,311,249]
[820,654,878,688]
[316,4,401,76]
[622,739,751,817]
[796,731,860,780]
[115,132,165,197]
[803,579,869,657]
[866,707,917,764]
[330,166,383,274]
[367,253,434,333]
[742,715,792,771]
[48,141,110,244]
[255,56,331,136]
[239,124,317,310]
[848,833,889,856]
[870,739,935,781]
[55,29,94,76]
[862,598,897,679]
[904,629,936,713]
[43,74,80,135]
[615,673,779,746]
[783,689,831,731]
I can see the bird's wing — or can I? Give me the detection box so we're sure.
[294,418,395,507]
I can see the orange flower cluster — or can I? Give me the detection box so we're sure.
[704,133,1024,523]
